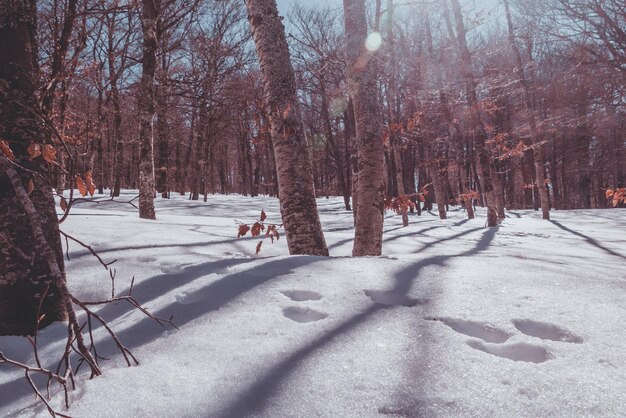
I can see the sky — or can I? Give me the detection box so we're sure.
[276,0,343,15]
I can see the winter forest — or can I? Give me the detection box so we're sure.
[0,0,625,416]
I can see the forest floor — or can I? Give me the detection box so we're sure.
[1,192,625,417]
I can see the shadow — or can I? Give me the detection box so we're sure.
[215,227,497,417]
[382,226,446,245]
[550,221,626,261]
[327,225,413,251]
[67,237,244,260]
[414,228,483,254]
[98,256,324,352]
[453,219,470,227]
[90,257,258,324]
[0,256,322,409]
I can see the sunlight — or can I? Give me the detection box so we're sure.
[365,32,383,52]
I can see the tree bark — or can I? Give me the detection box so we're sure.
[0,0,67,335]
[343,0,385,255]
[156,84,169,198]
[138,0,158,220]
[245,0,328,256]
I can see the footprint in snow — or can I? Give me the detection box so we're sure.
[364,289,428,308]
[281,290,323,302]
[512,319,583,343]
[427,317,513,343]
[467,340,550,363]
[138,256,157,262]
[282,306,328,323]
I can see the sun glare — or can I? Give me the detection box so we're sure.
[365,32,383,52]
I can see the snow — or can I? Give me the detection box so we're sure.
[1,191,625,417]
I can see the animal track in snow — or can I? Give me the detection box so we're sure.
[512,319,583,343]
[429,317,513,343]
[364,290,428,307]
[281,290,323,302]
[282,306,328,323]
[467,340,549,363]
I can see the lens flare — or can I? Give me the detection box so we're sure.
[365,32,383,52]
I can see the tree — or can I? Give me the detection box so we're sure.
[138,0,159,220]
[0,0,69,335]
[449,0,499,226]
[343,0,385,255]
[245,0,328,256]
[504,0,550,220]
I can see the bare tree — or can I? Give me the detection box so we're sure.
[137,0,159,219]
[245,0,328,256]
[504,0,550,220]
[449,0,499,226]
[343,0,385,255]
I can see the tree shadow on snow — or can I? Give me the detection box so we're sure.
[215,227,498,417]
[0,256,323,409]
[550,220,626,261]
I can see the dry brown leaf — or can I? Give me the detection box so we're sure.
[282,103,292,120]
[85,171,96,196]
[76,175,87,197]
[251,222,264,237]
[60,196,68,212]
[42,144,57,164]
[27,143,41,160]
[27,179,34,194]
[237,224,250,238]
[0,140,15,161]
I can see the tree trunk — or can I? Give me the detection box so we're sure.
[138,0,158,220]
[503,0,550,220]
[246,0,328,256]
[344,0,385,255]
[450,0,498,226]
[0,1,67,335]
[156,84,169,198]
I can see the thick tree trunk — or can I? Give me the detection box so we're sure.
[344,0,385,255]
[0,1,67,335]
[246,0,328,256]
[138,0,158,220]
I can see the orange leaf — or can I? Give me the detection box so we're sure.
[60,196,68,212]
[260,209,266,222]
[237,224,250,238]
[251,222,264,237]
[85,171,96,196]
[42,144,56,163]
[282,103,292,120]
[255,240,263,255]
[27,179,34,195]
[0,140,15,161]
[27,143,41,160]
[76,176,87,197]
[606,189,614,199]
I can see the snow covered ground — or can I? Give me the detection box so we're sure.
[1,191,625,417]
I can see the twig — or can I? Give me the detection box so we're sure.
[59,230,117,268]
